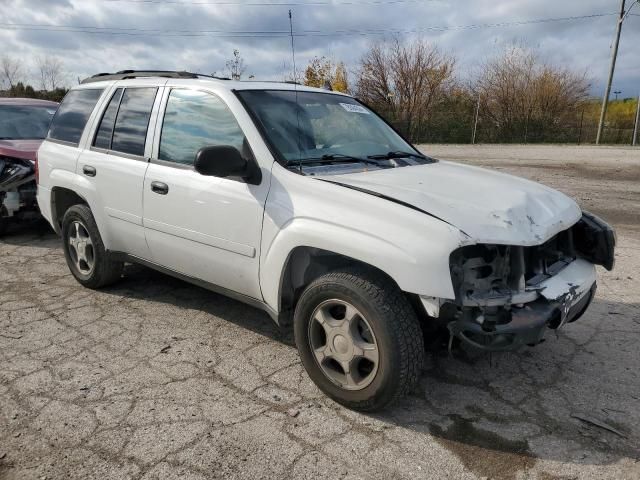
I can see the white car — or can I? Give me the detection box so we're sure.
[36,70,615,410]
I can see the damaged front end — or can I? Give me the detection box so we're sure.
[0,156,39,234]
[443,212,614,352]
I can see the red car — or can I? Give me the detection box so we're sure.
[0,98,58,235]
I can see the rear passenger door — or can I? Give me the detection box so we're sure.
[78,83,162,259]
[142,87,269,300]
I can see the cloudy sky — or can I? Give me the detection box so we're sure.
[2,0,639,97]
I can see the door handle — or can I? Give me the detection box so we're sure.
[150,181,169,195]
[83,165,96,177]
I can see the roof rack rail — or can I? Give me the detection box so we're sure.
[80,70,221,84]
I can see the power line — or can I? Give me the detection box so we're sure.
[100,0,442,5]
[0,13,616,38]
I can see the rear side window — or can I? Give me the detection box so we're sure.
[48,89,104,145]
[93,88,123,149]
[110,88,157,156]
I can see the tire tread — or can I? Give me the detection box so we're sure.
[296,267,424,411]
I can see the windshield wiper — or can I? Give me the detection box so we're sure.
[367,151,426,160]
[288,153,381,166]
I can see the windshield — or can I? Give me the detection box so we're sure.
[237,90,422,165]
[0,105,57,140]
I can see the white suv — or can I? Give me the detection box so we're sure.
[37,70,615,410]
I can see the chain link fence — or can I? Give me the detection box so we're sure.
[378,101,639,145]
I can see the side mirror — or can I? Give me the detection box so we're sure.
[194,145,249,178]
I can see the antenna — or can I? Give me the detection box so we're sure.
[288,10,297,83]
[289,9,303,173]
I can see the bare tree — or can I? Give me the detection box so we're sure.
[1,55,24,88]
[473,47,590,142]
[225,49,246,81]
[35,55,65,91]
[355,38,455,140]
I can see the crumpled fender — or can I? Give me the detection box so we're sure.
[259,166,471,312]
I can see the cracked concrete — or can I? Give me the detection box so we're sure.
[1,145,639,479]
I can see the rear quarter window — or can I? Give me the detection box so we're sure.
[48,89,104,145]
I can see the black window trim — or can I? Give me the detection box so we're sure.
[89,86,158,161]
[91,87,124,151]
[151,87,258,181]
[47,87,105,147]
[44,137,81,148]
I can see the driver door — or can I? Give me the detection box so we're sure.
[142,87,268,300]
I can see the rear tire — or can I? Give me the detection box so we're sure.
[61,204,123,288]
[294,268,424,411]
[0,205,8,237]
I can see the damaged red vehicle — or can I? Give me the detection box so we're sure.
[0,98,58,235]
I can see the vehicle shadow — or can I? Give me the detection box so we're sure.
[107,262,640,478]
[3,226,638,479]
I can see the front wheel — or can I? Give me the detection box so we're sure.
[61,204,123,289]
[294,269,425,411]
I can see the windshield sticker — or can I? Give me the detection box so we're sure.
[339,103,370,114]
[46,109,57,115]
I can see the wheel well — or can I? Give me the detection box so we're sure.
[51,187,87,233]
[277,247,426,327]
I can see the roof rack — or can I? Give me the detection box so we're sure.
[80,70,226,84]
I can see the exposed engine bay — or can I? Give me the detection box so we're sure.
[0,156,39,234]
[441,212,615,352]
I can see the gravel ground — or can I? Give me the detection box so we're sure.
[1,144,639,479]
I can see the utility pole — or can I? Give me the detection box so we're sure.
[471,93,480,144]
[633,94,640,146]
[596,0,626,145]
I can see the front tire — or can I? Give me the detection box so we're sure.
[294,269,424,411]
[61,204,123,289]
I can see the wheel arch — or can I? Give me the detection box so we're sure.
[273,246,428,327]
[50,186,88,234]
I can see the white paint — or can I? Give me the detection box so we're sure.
[323,160,582,246]
[538,259,596,301]
[36,77,598,317]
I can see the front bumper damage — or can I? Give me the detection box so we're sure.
[441,212,614,352]
[446,259,597,351]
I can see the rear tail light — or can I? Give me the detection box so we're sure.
[34,151,39,185]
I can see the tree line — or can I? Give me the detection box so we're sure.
[302,41,637,145]
[2,42,637,144]
[1,55,68,102]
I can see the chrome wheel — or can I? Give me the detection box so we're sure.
[67,221,95,275]
[308,299,379,391]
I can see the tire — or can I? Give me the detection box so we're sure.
[0,204,8,237]
[61,204,123,289]
[294,268,424,411]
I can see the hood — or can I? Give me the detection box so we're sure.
[319,160,581,245]
[0,139,43,162]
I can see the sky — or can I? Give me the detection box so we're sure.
[1,0,639,98]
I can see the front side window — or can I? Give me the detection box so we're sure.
[110,87,157,156]
[237,90,426,171]
[0,105,56,140]
[159,89,247,166]
[48,89,104,144]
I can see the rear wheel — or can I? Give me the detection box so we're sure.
[61,204,123,288]
[0,205,8,237]
[294,268,424,411]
